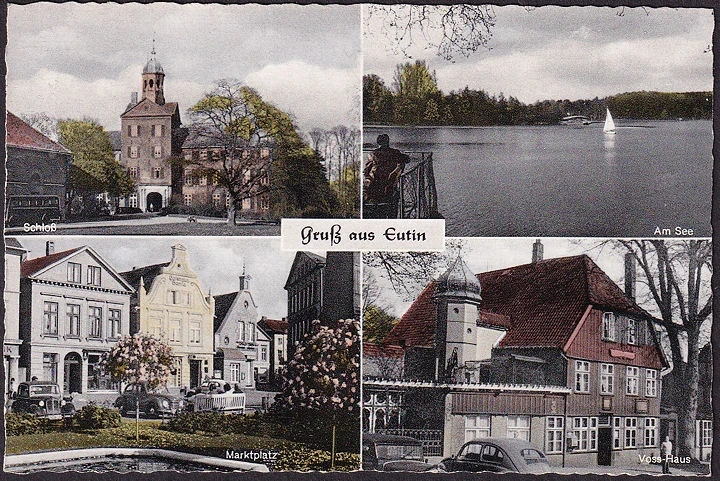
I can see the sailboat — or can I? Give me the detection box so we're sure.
[603,107,616,134]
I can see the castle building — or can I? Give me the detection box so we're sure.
[118,48,183,212]
[121,245,215,389]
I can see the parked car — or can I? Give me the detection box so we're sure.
[10,381,75,420]
[438,437,550,474]
[187,378,234,396]
[362,433,435,472]
[114,382,185,418]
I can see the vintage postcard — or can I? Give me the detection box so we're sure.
[4,2,361,237]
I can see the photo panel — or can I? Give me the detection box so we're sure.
[361,237,712,475]
[5,2,362,236]
[4,236,360,473]
[362,5,713,238]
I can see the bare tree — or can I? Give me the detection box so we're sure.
[366,5,496,61]
[21,112,59,141]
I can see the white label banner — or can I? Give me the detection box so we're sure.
[281,219,445,252]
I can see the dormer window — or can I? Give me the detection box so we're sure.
[602,312,615,341]
[626,319,638,345]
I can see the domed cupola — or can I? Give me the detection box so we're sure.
[143,57,164,74]
[141,44,166,105]
[434,255,482,304]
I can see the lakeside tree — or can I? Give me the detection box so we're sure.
[601,240,712,460]
[58,119,135,214]
[273,319,360,468]
[363,305,398,345]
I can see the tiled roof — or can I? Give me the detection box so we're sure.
[259,318,288,334]
[213,292,238,333]
[21,247,83,277]
[364,342,404,358]
[120,263,168,292]
[6,112,70,154]
[122,99,178,117]
[385,255,652,350]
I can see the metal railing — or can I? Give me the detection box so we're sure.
[397,152,440,219]
[376,428,444,457]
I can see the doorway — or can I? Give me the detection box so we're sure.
[598,427,612,466]
[63,352,83,394]
[146,192,162,212]
[189,360,201,388]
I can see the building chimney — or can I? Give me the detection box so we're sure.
[239,274,247,291]
[531,239,544,263]
[46,241,54,256]
[624,253,636,301]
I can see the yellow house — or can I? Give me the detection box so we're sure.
[121,244,214,388]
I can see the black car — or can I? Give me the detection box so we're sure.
[362,433,435,472]
[438,437,550,474]
[10,381,75,420]
[114,382,185,418]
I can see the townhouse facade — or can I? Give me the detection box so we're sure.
[18,242,134,395]
[4,238,27,395]
[257,317,288,388]
[364,247,668,468]
[121,244,215,389]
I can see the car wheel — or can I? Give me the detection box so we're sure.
[119,404,128,417]
[437,462,448,472]
[147,404,158,418]
[28,405,41,415]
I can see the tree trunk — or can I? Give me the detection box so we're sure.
[227,202,236,225]
[676,330,701,458]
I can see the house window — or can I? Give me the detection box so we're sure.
[575,360,590,393]
[169,319,181,342]
[67,262,82,283]
[129,193,138,208]
[184,194,193,206]
[87,354,117,391]
[464,415,491,442]
[152,124,165,137]
[185,172,194,186]
[229,363,241,383]
[189,322,201,344]
[572,417,598,451]
[699,420,712,447]
[67,304,80,337]
[153,167,162,179]
[130,145,138,158]
[602,312,615,341]
[261,345,268,361]
[43,353,58,383]
[154,145,162,158]
[507,415,530,441]
[43,301,59,335]
[89,306,103,338]
[624,417,637,448]
[600,363,614,395]
[87,265,101,286]
[626,318,638,345]
[109,309,122,338]
[128,167,138,178]
[644,418,658,447]
[626,366,639,395]
[613,417,623,449]
[249,323,255,342]
[212,193,222,207]
[546,416,564,454]
[199,175,207,186]
[645,369,657,397]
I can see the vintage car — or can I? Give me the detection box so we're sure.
[113,382,185,418]
[437,437,550,474]
[362,433,435,472]
[10,381,75,420]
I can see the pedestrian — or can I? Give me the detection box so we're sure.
[660,436,672,474]
[364,134,409,218]
[8,378,16,400]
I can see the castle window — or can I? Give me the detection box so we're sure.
[184,194,193,206]
[153,167,162,179]
[154,145,162,158]
[128,167,138,178]
[130,145,138,158]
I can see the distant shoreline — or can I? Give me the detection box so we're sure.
[364,118,709,129]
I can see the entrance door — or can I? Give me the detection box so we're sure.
[146,192,162,212]
[63,352,83,394]
[598,427,612,466]
[189,360,201,388]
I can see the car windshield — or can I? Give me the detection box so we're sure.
[376,444,423,461]
[519,448,549,465]
[29,385,58,395]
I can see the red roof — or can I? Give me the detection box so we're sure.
[6,112,70,153]
[364,342,404,359]
[21,247,83,277]
[386,255,652,351]
[259,318,288,334]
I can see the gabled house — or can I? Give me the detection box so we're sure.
[18,242,134,395]
[364,246,668,468]
[121,244,214,389]
[4,238,27,395]
[257,317,288,388]
[212,274,271,389]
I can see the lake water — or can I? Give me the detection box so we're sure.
[365,121,712,237]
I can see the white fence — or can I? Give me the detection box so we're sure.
[193,393,246,413]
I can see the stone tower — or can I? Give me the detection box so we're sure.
[142,46,165,105]
[433,255,482,382]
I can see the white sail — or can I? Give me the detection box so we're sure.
[603,107,616,133]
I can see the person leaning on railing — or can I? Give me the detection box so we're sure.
[364,134,408,219]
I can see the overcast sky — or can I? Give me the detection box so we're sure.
[13,236,305,320]
[364,5,713,103]
[7,3,361,133]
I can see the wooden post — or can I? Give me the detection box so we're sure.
[331,424,337,469]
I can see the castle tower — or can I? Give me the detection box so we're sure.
[433,255,482,382]
[142,45,165,105]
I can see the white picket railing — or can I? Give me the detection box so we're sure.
[193,393,246,413]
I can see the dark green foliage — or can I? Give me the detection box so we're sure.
[274,447,359,471]
[74,404,121,430]
[363,305,398,344]
[164,411,265,437]
[5,413,58,436]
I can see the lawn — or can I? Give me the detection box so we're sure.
[5,419,296,455]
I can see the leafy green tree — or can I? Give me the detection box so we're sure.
[363,75,394,124]
[363,305,398,344]
[58,119,134,213]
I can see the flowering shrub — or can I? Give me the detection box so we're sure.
[101,333,174,388]
[75,404,122,430]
